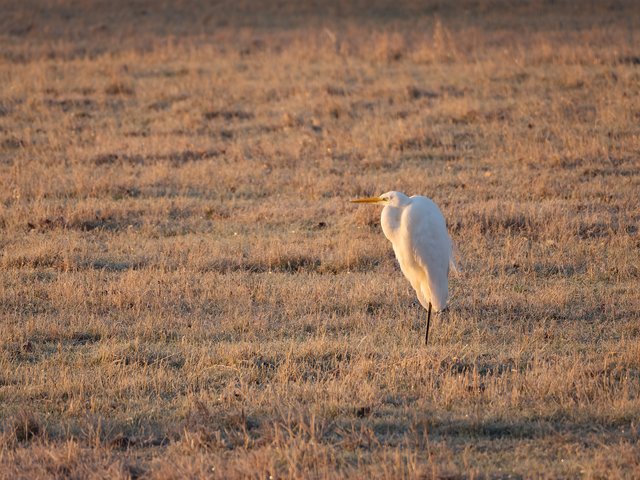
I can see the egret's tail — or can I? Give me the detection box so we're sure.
[449,256,459,276]
[449,238,461,276]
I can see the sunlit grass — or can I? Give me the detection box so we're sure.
[1,1,639,477]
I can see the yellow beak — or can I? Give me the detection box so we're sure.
[350,196,384,204]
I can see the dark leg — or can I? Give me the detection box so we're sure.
[425,302,432,346]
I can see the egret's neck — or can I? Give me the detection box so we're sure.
[380,205,403,243]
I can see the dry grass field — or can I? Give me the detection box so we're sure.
[1,0,640,478]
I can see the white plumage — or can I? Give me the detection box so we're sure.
[352,191,456,344]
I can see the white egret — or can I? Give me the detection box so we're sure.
[351,191,456,345]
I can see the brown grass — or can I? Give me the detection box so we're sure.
[1,0,639,478]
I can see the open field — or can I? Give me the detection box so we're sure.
[1,1,639,477]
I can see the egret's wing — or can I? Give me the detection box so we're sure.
[389,239,431,310]
[402,198,453,311]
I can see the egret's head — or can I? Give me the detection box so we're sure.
[350,191,409,208]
